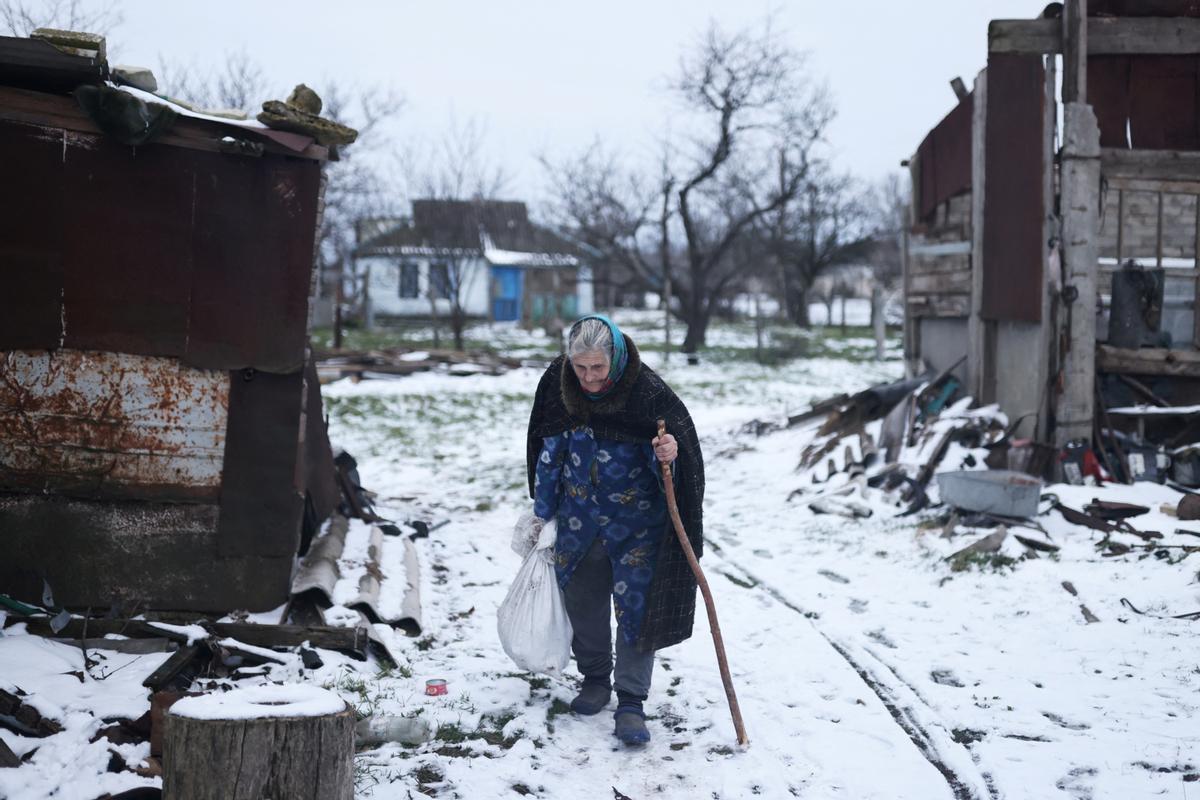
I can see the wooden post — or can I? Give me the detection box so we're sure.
[872,284,886,361]
[333,257,345,349]
[1194,199,1200,348]
[163,685,354,800]
[968,69,988,401]
[1063,0,1087,103]
[1156,191,1165,267]
[1116,189,1125,261]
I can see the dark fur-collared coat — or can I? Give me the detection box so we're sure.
[526,335,704,653]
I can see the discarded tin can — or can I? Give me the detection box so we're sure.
[425,679,448,696]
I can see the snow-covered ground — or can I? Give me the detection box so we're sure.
[3,315,1197,799]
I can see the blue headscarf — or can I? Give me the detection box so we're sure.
[569,313,628,400]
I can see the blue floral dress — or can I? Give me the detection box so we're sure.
[533,426,667,644]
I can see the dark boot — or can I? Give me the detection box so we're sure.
[613,700,650,745]
[570,679,612,715]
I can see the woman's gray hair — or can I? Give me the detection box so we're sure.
[567,318,612,360]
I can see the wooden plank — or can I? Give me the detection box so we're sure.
[1097,344,1200,377]
[1104,176,1200,195]
[1194,201,1200,348]
[143,643,209,691]
[969,69,988,401]
[0,86,327,161]
[908,240,972,257]
[991,17,1200,55]
[907,293,971,318]
[909,270,972,295]
[1103,148,1200,182]
[1063,0,1086,104]
[9,617,370,658]
[991,19,1061,54]
[908,253,971,275]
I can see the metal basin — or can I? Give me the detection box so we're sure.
[936,469,1042,518]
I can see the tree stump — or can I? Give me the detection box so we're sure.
[162,684,354,800]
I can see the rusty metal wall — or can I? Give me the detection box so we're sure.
[303,356,338,524]
[982,54,1046,323]
[1089,56,1200,151]
[0,350,228,501]
[0,119,320,373]
[217,369,305,559]
[0,494,294,612]
[915,95,974,223]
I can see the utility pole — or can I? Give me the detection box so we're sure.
[1055,0,1101,449]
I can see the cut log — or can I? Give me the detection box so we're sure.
[163,684,354,800]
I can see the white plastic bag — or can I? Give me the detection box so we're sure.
[497,517,573,674]
[510,510,543,558]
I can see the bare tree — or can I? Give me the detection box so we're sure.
[0,0,122,36]
[666,18,834,352]
[540,141,667,312]
[400,115,509,351]
[760,165,872,328]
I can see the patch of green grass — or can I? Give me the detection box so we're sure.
[948,550,1020,573]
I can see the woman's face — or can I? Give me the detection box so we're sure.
[571,350,610,394]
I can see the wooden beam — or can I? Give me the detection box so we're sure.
[1063,0,1087,103]
[1103,148,1200,182]
[969,69,988,401]
[1105,175,1200,195]
[991,17,1200,55]
[1097,345,1200,377]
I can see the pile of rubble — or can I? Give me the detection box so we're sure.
[0,452,432,794]
[775,369,1200,578]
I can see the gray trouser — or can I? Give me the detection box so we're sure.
[563,538,654,700]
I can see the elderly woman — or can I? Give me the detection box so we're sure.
[526,314,704,745]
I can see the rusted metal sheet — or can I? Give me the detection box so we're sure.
[915,95,974,222]
[185,160,321,374]
[982,54,1045,323]
[0,494,295,612]
[1089,55,1200,150]
[1088,57,1132,148]
[0,117,319,373]
[0,349,228,501]
[1130,56,1199,150]
[217,369,305,558]
[62,133,195,357]
[303,355,338,524]
[0,123,64,350]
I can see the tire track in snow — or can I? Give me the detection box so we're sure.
[705,539,994,800]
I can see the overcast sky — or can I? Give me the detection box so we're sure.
[111,0,1049,205]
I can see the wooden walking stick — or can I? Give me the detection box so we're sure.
[656,420,749,746]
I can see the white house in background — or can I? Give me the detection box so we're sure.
[353,199,594,325]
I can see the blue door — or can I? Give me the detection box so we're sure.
[491,266,523,321]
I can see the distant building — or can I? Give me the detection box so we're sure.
[353,199,593,326]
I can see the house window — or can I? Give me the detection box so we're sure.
[399,263,419,298]
[429,262,451,299]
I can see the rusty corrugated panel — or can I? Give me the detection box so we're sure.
[982,54,1045,323]
[1088,57,1131,148]
[216,369,305,559]
[1129,56,1199,150]
[185,159,320,374]
[915,95,973,222]
[0,349,228,501]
